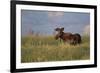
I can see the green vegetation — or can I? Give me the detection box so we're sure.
[21,35,90,63]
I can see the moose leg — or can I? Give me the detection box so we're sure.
[60,38,62,42]
[69,39,73,44]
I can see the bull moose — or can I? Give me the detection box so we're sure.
[55,27,81,45]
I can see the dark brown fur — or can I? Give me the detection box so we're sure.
[55,27,81,45]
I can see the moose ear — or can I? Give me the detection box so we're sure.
[55,28,60,31]
[61,27,64,31]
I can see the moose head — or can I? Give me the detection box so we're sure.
[54,27,64,40]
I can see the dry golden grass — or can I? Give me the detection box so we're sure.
[21,35,90,63]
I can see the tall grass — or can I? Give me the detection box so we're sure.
[21,35,90,63]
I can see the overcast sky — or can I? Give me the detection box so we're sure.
[21,10,90,36]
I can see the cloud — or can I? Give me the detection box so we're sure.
[47,11,64,27]
[83,25,90,35]
[48,11,64,17]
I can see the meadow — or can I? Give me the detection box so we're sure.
[21,35,90,63]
